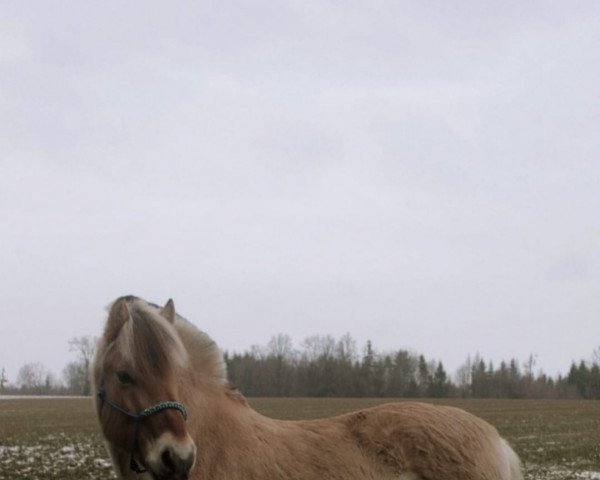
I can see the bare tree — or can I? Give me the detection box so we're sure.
[301,335,336,361]
[267,334,294,359]
[336,333,357,363]
[68,336,97,396]
[63,361,88,395]
[455,355,473,395]
[593,346,600,366]
[523,353,538,379]
[0,367,7,391]
[17,363,47,393]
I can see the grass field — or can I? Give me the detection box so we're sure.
[1,396,599,479]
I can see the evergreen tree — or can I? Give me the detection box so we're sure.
[388,350,415,397]
[471,359,488,397]
[417,355,430,397]
[224,333,599,399]
[430,362,449,397]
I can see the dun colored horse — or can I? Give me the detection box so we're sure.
[92,296,523,480]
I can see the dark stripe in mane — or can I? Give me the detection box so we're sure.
[129,304,179,376]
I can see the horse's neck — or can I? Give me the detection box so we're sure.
[189,391,290,480]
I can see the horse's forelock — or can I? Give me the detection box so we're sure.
[114,300,188,376]
[98,296,226,388]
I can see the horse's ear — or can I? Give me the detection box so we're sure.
[160,299,176,324]
[104,298,131,343]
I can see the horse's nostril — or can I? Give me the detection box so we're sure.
[159,445,194,476]
[182,451,195,472]
[161,448,176,472]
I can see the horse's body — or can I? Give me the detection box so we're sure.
[92,296,522,480]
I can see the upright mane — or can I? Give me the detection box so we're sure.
[171,308,227,383]
[99,295,227,383]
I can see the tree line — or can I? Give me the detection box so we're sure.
[225,334,600,399]
[0,336,96,396]
[1,333,598,399]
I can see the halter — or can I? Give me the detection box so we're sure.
[97,382,188,474]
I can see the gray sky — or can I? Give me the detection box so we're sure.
[1,1,599,384]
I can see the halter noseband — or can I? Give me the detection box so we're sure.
[98,382,188,474]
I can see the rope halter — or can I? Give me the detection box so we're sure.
[97,382,188,474]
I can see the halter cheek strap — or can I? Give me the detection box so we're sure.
[97,382,188,474]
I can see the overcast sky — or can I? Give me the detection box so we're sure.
[1,1,599,384]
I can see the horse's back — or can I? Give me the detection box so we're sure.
[339,402,522,480]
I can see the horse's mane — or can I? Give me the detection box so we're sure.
[108,296,227,383]
[172,314,227,383]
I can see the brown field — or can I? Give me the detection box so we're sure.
[1,396,599,479]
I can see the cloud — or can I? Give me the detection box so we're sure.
[1,1,599,381]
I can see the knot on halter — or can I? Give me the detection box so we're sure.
[97,382,188,474]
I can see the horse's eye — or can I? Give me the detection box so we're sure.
[116,371,134,385]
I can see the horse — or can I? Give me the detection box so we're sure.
[92,295,523,480]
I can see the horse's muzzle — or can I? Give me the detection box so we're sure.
[147,436,196,480]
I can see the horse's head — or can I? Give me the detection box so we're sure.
[92,296,196,480]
